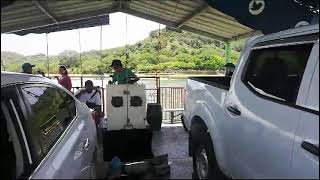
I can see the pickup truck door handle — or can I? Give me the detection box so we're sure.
[227,105,241,116]
[301,141,319,156]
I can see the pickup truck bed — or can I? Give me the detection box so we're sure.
[188,76,231,90]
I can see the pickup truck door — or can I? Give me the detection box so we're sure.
[292,56,319,179]
[224,39,318,178]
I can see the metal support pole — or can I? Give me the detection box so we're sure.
[1,60,6,71]
[46,33,49,76]
[78,29,83,87]
[225,42,231,63]
[100,25,105,115]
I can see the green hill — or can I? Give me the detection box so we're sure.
[1,29,245,74]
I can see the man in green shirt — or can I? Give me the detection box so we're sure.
[109,59,139,84]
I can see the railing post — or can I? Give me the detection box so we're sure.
[157,87,160,104]
[80,76,83,88]
[156,77,161,104]
[170,111,174,124]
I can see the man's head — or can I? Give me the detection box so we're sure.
[84,80,94,93]
[22,63,35,74]
[110,59,123,72]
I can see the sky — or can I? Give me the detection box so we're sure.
[1,12,165,56]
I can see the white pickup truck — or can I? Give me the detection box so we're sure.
[183,24,319,179]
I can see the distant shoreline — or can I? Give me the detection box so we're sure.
[47,72,224,79]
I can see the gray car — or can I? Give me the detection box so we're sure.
[1,72,97,179]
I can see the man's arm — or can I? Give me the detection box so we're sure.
[93,91,102,115]
[94,105,102,113]
[37,70,46,77]
[110,74,117,84]
[129,69,137,78]
[127,69,139,83]
[75,89,85,99]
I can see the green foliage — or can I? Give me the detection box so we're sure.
[1,29,245,74]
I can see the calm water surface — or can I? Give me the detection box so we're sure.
[70,77,186,89]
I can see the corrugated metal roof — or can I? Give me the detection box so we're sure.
[1,0,258,42]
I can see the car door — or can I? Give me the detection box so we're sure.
[224,35,318,178]
[57,87,97,179]
[292,56,319,179]
[1,85,33,179]
[17,84,91,179]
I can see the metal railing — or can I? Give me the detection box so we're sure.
[72,76,185,123]
[146,87,185,123]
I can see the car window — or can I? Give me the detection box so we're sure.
[21,85,76,157]
[243,43,314,104]
[57,88,76,117]
[306,59,319,111]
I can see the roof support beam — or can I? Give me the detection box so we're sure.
[229,30,262,42]
[32,0,59,24]
[176,4,209,28]
[2,7,114,34]
[120,8,174,26]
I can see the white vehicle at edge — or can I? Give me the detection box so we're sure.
[183,24,319,179]
[1,72,98,179]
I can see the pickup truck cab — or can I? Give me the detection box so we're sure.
[183,24,319,179]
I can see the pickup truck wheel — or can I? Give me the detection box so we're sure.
[192,133,221,179]
[195,145,210,179]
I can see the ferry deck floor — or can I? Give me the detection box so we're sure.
[96,123,193,179]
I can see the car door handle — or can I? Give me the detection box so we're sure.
[301,141,319,156]
[227,105,241,116]
[83,138,90,151]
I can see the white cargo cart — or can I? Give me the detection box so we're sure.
[102,83,162,162]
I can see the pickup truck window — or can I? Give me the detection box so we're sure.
[243,43,313,104]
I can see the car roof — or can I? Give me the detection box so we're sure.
[252,24,319,45]
[1,71,58,87]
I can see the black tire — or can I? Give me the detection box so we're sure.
[192,131,223,180]
[181,115,188,132]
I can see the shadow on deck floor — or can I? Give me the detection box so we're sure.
[152,124,192,179]
[96,124,192,179]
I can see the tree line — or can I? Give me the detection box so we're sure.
[1,29,245,74]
